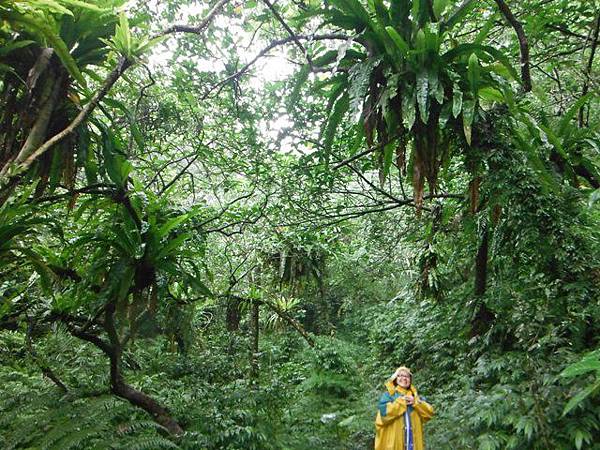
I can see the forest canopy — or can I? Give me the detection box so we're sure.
[0,0,599,449]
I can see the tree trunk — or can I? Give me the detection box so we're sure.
[226,295,241,331]
[474,223,489,297]
[12,73,64,167]
[0,81,19,164]
[250,299,259,381]
[471,222,495,337]
[578,13,600,127]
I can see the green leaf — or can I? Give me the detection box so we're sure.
[130,122,145,150]
[58,0,107,12]
[412,0,427,27]
[313,50,340,68]
[415,28,426,51]
[468,53,480,94]
[382,141,395,180]
[113,227,140,258]
[513,130,559,193]
[157,213,191,239]
[452,84,463,118]
[402,89,416,129]
[434,80,444,104]
[371,23,403,69]
[561,350,600,378]
[462,99,475,145]
[589,188,600,207]
[477,86,504,103]
[120,12,131,57]
[558,93,594,135]
[373,0,391,27]
[187,273,212,297]
[101,129,122,186]
[114,263,135,303]
[287,65,312,105]
[416,71,429,123]
[338,415,356,427]
[474,13,497,44]
[108,12,133,58]
[324,9,364,30]
[0,39,35,57]
[0,63,17,76]
[562,379,600,416]
[441,0,477,32]
[35,0,74,16]
[538,123,568,159]
[322,91,350,160]
[19,248,57,293]
[48,145,64,193]
[0,224,30,249]
[156,232,192,261]
[122,161,133,185]
[349,59,377,116]
[433,0,449,20]
[101,97,144,150]
[389,0,411,39]
[575,430,592,450]
[1,11,87,87]
[329,0,374,30]
[135,35,168,56]
[443,44,519,82]
[385,26,409,56]
[439,101,452,128]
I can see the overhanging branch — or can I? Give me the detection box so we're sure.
[493,0,532,92]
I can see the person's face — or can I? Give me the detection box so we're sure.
[396,371,411,389]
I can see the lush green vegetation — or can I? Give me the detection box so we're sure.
[1,0,599,449]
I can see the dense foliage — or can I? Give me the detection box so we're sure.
[1,0,599,449]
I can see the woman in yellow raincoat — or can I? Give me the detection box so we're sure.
[375,367,434,450]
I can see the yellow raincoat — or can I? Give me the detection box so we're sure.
[374,380,434,450]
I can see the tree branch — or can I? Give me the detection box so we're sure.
[493,0,532,92]
[158,0,233,37]
[261,0,315,70]
[579,12,600,127]
[201,34,350,100]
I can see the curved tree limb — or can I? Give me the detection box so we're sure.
[493,0,532,92]
[579,12,600,127]
[158,0,233,37]
[103,301,184,436]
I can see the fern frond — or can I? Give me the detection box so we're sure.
[117,436,181,450]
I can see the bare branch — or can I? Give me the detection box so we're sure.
[261,0,315,70]
[579,12,600,127]
[493,0,532,92]
[201,34,350,100]
[157,0,233,37]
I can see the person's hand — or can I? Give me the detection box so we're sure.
[405,395,414,405]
